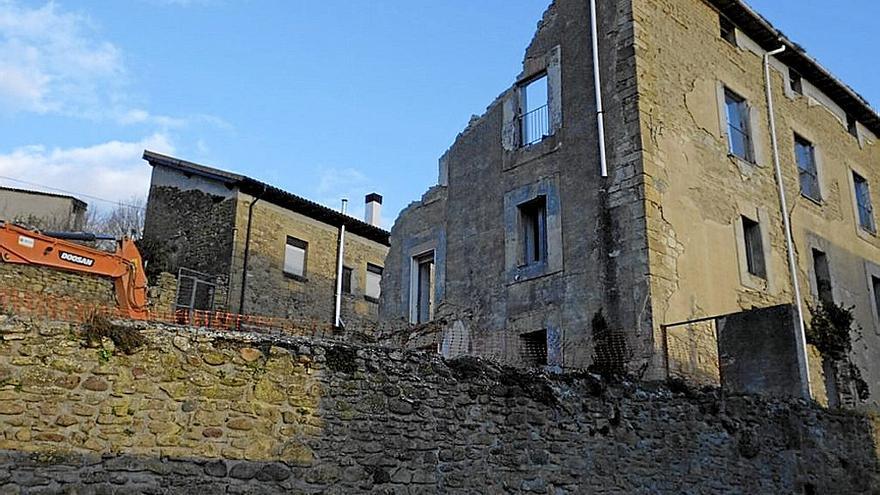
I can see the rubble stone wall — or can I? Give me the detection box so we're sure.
[0,317,878,493]
[0,262,115,308]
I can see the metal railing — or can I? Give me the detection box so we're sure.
[519,105,550,147]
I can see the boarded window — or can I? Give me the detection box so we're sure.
[412,251,435,324]
[742,217,765,279]
[725,89,754,162]
[854,172,875,232]
[519,196,547,266]
[365,263,383,301]
[283,237,307,278]
[795,135,820,201]
[520,330,548,367]
[341,266,353,294]
[812,249,833,304]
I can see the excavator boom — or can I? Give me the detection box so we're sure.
[0,222,149,320]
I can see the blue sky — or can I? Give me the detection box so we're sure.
[0,1,877,228]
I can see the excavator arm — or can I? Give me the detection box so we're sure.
[0,222,149,320]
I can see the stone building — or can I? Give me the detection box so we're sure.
[0,186,87,231]
[141,151,390,330]
[381,0,880,406]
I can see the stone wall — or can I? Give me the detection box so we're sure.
[228,194,389,331]
[0,262,115,309]
[0,316,879,493]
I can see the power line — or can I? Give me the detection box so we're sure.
[0,175,146,210]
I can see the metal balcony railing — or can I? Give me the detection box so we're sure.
[519,104,550,147]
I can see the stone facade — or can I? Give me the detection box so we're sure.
[1,316,879,493]
[141,151,390,330]
[383,0,880,407]
[382,0,649,373]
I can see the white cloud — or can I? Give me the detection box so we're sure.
[0,1,231,131]
[0,133,174,210]
[315,167,386,227]
[0,1,124,116]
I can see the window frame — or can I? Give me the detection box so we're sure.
[794,134,821,202]
[518,196,548,268]
[519,329,548,368]
[847,114,859,139]
[719,15,737,46]
[365,263,383,303]
[789,68,803,95]
[853,171,876,234]
[341,266,353,295]
[518,73,550,147]
[742,216,766,279]
[283,236,308,281]
[724,88,755,163]
[410,251,436,324]
[811,249,833,305]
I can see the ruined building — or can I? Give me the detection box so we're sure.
[141,151,390,329]
[381,0,880,406]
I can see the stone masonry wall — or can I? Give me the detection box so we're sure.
[227,194,389,331]
[0,262,115,309]
[0,316,879,493]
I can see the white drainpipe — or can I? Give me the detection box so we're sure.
[764,45,813,399]
[334,199,348,328]
[589,0,608,178]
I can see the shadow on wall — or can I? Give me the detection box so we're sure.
[0,316,879,492]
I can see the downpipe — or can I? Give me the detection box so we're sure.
[334,199,348,329]
[764,45,813,400]
[589,0,608,178]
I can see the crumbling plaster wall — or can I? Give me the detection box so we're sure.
[632,0,880,400]
[227,194,388,330]
[385,0,652,372]
[1,317,880,493]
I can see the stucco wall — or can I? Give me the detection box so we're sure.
[633,0,880,402]
[1,317,879,493]
[0,190,85,231]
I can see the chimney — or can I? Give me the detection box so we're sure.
[365,193,382,227]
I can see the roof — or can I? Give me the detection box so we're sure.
[0,185,87,210]
[143,150,390,246]
[708,0,880,137]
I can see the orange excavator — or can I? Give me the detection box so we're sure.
[0,221,148,320]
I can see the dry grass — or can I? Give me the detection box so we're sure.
[81,313,148,355]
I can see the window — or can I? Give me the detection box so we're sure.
[812,249,833,304]
[365,263,383,301]
[519,74,550,146]
[720,16,737,46]
[519,196,547,267]
[283,237,307,279]
[725,89,754,162]
[795,135,820,201]
[412,252,435,324]
[520,330,548,367]
[872,276,880,320]
[789,68,803,95]
[854,172,875,232]
[742,217,766,278]
[847,114,859,139]
[341,266,353,294]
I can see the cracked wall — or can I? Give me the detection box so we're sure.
[633,0,880,402]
